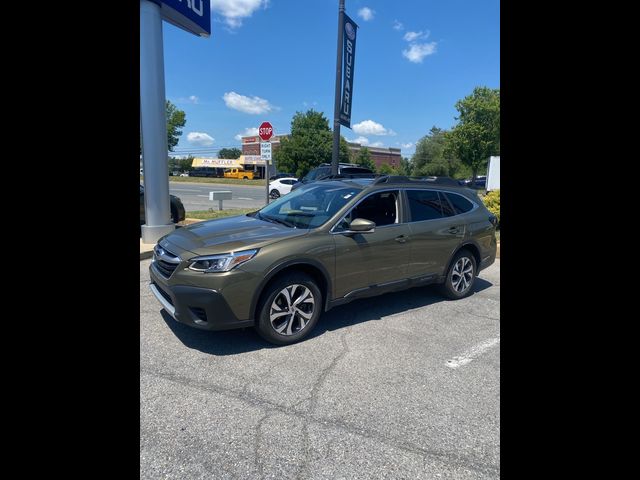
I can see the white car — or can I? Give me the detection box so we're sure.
[269,177,299,198]
[179,172,189,177]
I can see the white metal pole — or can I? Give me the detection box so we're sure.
[140,0,175,244]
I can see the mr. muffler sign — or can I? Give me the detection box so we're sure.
[339,14,358,128]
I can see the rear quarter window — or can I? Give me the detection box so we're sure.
[444,192,474,214]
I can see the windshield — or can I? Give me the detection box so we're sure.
[256,183,361,229]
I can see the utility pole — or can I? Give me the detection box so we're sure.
[330,0,346,176]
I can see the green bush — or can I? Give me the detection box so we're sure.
[482,189,500,226]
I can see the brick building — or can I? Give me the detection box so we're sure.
[346,143,402,169]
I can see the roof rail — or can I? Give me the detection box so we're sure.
[316,173,380,181]
[372,175,461,187]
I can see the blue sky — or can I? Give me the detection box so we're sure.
[161,0,499,157]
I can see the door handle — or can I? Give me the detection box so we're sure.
[395,235,407,243]
[448,227,460,234]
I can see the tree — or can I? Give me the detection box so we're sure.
[275,109,350,178]
[444,86,500,182]
[167,156,194,173]
[166,100,186,152]
[412,126,468,178]
[397,157,413,176]
[378,163,395,175]
[218,148,241,159]
[355,147,376,171]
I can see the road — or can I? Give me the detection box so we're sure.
[169,181,268,212]
[140,259,500,479]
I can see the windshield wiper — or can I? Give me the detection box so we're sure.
[260,214,296,228]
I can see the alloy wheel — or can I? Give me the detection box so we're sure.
[451,257,474,293]
[269,284,315,336]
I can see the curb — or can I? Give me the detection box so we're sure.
[140,250,154,261]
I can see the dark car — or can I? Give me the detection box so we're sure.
[459,176,487,189]
[140,184,186,224]
[290,163,374,191]
[269,173,295,181]
[149,175,497,345]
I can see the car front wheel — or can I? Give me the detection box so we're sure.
[440,249,476,299]
[270,189,280,199]
[256,273,322,345]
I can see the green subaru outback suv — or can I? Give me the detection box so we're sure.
[149,176,497,345]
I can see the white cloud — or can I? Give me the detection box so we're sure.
[393,20,404,30]
[188,95,199,104]
[211,0,268,29]
[403,31,429,42]
[352,120,395,136]
[234,127,259,140]
[358,7,375,21]
[401,142,414,149]
[402,42,437,63]
[223,91,273,114]
[187,132,215,146]
[370,141,384,147]
[349,136,370,145]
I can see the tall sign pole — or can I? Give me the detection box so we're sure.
[330,0,345,176]
[140,0,210,244]
[140,0,173,244]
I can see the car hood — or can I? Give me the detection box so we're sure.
[161,214,308,257]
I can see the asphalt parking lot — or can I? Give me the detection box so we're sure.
[140,259,500,479]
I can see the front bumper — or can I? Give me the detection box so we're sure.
[149,265,254,331]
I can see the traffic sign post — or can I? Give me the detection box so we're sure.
[261,139,273,204]
[259,122,274,204]
[259,122,273,141]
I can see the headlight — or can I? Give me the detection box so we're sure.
[187,249,258,273]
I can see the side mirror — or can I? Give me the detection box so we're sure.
[348,218,376,233]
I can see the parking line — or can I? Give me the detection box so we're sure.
[237,197,254,200]
[446,336,500,369]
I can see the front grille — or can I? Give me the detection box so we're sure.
[153,244,181,278]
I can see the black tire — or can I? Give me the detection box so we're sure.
[256,273,322,345]
[439,249,477,299]
[270,189,280,199]
[171,207,179,224]
[243,176,249,180]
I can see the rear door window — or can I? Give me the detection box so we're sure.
[407,190,444,221]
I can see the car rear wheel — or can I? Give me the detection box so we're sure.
[439,249,477,299]
[270,189,280,199]
[256,273,322,345]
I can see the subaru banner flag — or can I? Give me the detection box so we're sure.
[339,13,358,128]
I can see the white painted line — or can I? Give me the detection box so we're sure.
[446,336,500,369]
[237,197,254,200]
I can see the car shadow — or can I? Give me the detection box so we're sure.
[159,278,493,356]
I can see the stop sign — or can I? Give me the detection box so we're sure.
[259,122,273,141]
